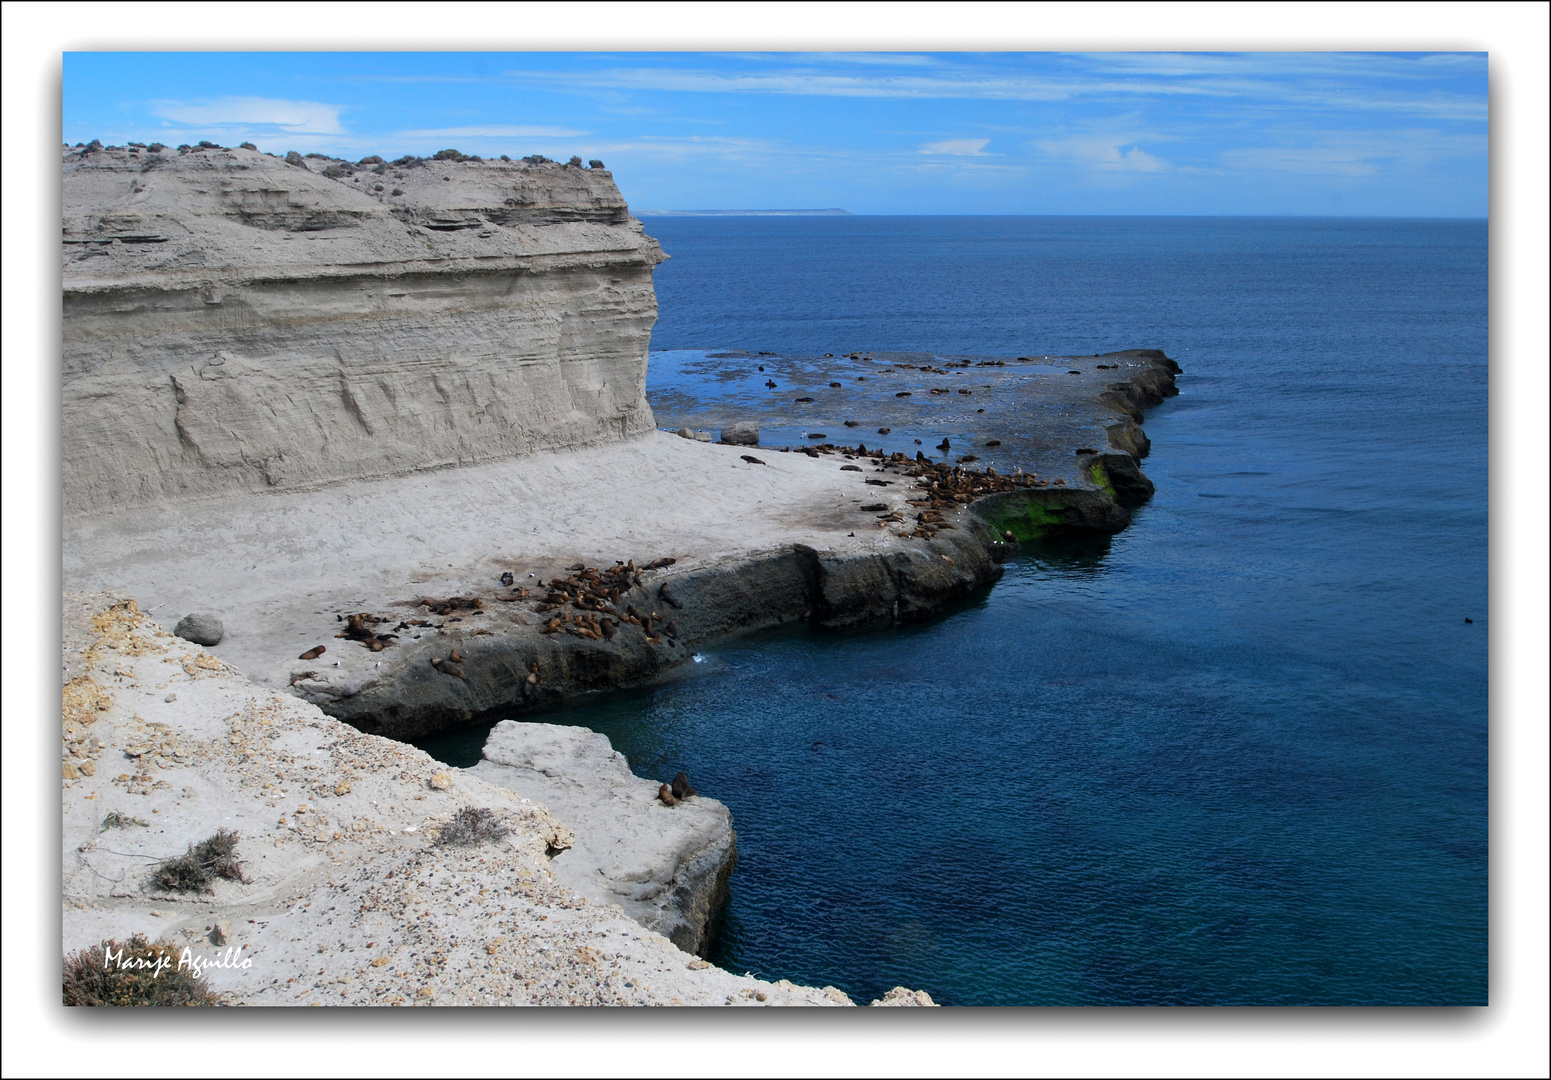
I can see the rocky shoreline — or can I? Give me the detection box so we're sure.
[59,140,1178,1005]
[312,349,1179,742]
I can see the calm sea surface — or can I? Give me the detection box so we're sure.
[418,217,1487,1005]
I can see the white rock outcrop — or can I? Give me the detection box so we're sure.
[468,721,737,956]
[62,145,665,519]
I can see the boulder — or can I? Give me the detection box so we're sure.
[173,613,223,646]
[720,421,759,446]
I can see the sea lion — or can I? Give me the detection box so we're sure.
[298,646,326,660]
[671,771,698,800]
[448,648,463,663]
[657,784,677,806]
[430,657,466,680]
[841,464,862,471]
[937,439,951,450]
[741,455,766,465]
[844,420,859,427]
[878,427,891,435]
[658,583,683,610]
[766,380,777,389]
[896,391,912,397]
[985,439,1002,447]
[830,382,842,388]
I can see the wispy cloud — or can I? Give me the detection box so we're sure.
[920,138,991,156]
[151,97,346,135]
[498,55,1487,121]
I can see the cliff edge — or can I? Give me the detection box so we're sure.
[62,145,665,519]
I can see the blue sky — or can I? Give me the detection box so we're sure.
[63,51,1487,216]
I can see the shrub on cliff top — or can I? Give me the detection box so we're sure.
[436,807,510,848]
[432,148,465,161]
[358,155,384,165]
[588,159,605,169]
[147,143,166,153]
[63,935,220,1006]
[522,154,551,165]
[239,141,257,150]
[152,829,248,893]
[196,140,221,150]
[566,155,583,167]
[284,150,304,166]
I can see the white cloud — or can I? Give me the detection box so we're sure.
[152,97,346,135]
[920,138,991,156]
[1035,137,1167,172]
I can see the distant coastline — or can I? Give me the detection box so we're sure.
[636,208,852,217]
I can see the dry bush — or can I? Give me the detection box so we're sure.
[436,807,510,848]
[152,829,247,893]
[63,935,220,1006]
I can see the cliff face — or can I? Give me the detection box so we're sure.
[62,146,665,519]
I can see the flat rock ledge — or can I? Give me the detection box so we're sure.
[468,721,735,956]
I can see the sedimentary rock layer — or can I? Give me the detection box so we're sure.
[62,145,664,519]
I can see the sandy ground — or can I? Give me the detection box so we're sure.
[63,432,932,691]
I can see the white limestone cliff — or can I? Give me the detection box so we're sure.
[62,145,665,519]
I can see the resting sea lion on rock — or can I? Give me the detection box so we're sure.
[671,771,698,800]
[448,648,463,663]
[657,784,677,807]
[499,571,514,586]
[298,645,325,660]
[430,657,466,680]
[658,583,683,610]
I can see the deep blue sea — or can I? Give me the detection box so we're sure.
[422,216,1489,1005]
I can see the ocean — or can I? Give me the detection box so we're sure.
[417,216,1488,1005]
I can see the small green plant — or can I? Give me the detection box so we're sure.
[63,935,220,1006]
[152,829,248,893]
[147,142,166,153]
[566,155,583,167]
[100,811,148,831]
[436,807,509,848]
